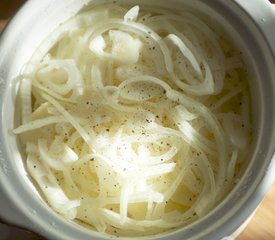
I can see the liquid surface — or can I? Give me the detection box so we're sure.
[14,3,252,237]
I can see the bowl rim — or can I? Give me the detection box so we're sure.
[0,0,275,240]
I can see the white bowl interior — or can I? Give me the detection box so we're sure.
[0,0,275,239]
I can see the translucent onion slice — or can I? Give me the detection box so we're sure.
[27,149,80,219]
[124,5,140,22]
[90,30,142,64]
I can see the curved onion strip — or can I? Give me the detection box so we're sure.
[210,83,247,111]
[19,78,32,124]
[227,150,238,182]
[166,89,227,189]
[27,151,80,219]
[42,93,95,147]
[32,81,78,103]
[149,13,226,92]
[37,58,84,97]
[165,34,202,77]
[14,116,65,134]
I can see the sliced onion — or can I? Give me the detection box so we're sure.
[14,3,251,236]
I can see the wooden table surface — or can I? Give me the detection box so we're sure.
[1,1,275,240]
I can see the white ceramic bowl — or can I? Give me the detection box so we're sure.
[0,0,275,239]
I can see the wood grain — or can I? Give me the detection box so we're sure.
[0,20,6,31]
[0,0,25,19]
[0,1,275,240]
[237,182,275,240]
